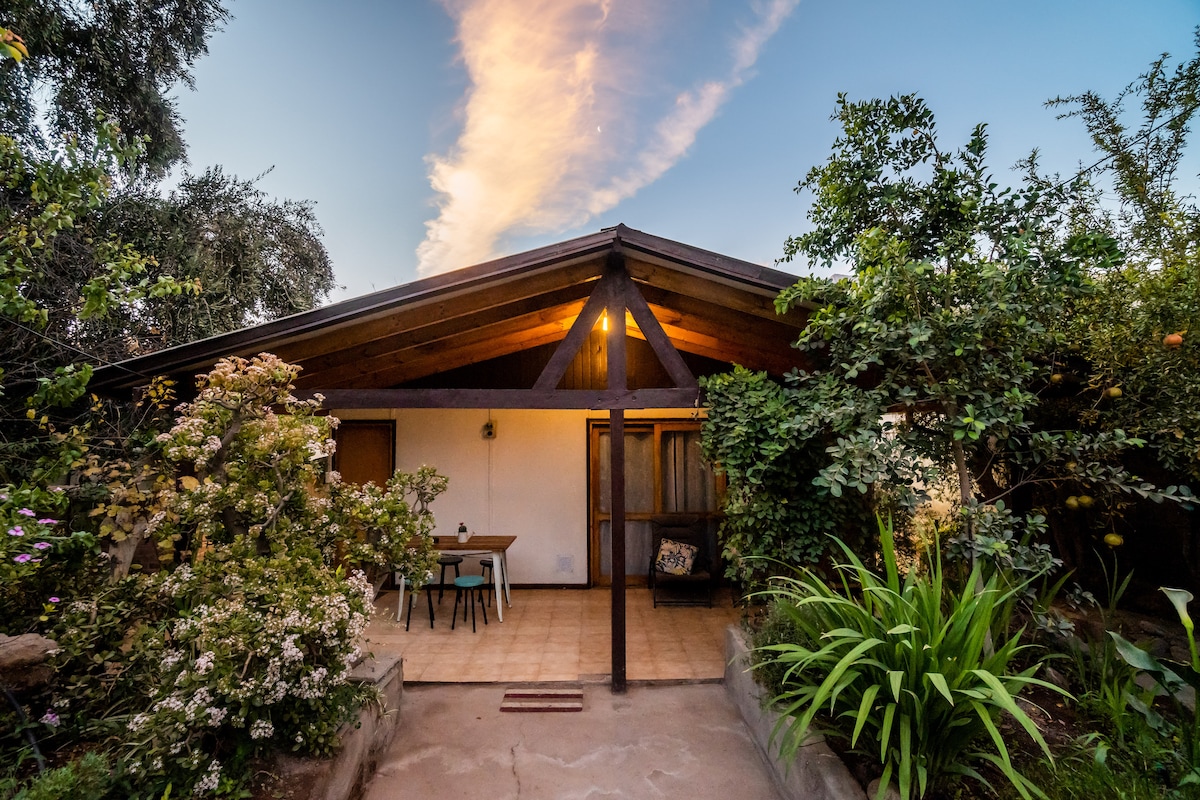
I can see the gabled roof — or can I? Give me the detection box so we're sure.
[91,224,810,400]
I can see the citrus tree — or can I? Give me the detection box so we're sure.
[713,93,1189,582]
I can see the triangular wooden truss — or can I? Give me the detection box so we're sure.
[533,253,699,394]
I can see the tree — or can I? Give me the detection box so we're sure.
[63,167,336,360]
[765,94,1185,577]
[0,0,228,175]
[1046,33,1200,484]
[0,23,334,483]
[700,366,875,589]
[0,120,195,483]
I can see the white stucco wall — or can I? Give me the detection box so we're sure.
[333,408,591,586]
[330,407,707,587]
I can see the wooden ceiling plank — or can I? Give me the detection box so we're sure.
[295,283,593,377]
[274,263,603,363]
[624,259,806,326]
[643,302,800,358]
[298,310,579,388]
[335,325,572,388]
[625,326,797,376]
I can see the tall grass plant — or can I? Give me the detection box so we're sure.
[755,518,1063,800]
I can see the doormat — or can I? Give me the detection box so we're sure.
[500,686,583,712]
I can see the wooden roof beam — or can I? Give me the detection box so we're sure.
[277,264,603,363]
[292,284,593,379]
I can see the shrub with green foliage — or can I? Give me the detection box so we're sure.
[755,518,1063,800]
[700,366,875,591]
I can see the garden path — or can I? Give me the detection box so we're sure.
[362,683,783,800]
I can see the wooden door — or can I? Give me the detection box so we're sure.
[334,421,395,486]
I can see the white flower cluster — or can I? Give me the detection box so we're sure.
[194,651,215,674]
[249,719,274,740]
[192,760,221,796]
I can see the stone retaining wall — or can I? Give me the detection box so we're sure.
[724,625,866,800]
[272,654,404,800]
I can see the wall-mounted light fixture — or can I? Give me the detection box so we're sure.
[481,420,496,440]
[601,311,608,332]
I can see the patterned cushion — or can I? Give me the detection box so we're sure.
[655,538,698,576]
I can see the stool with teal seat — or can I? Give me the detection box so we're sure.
[451,574,489,632]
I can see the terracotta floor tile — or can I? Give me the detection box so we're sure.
[364,587,739,683]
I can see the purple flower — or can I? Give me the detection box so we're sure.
[39,711,59,727]
[48,596,60,603]
[37,518,57,525]
[32,542,50,550]
[7,526,22,536]
[17,508,34,517]
[13,554,31,563]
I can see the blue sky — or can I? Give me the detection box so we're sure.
[172,1,1200,301]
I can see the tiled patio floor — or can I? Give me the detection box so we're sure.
[362,586,742,683]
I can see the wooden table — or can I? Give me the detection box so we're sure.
[395,535,516,623]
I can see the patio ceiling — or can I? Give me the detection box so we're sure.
[91,225,811,399]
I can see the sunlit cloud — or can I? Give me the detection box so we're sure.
[417,0,799,276]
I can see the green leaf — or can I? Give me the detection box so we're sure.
[926,672,953,704]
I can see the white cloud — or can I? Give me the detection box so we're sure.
[417,0,799,276]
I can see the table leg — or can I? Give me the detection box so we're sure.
[500,552,512,607]
[491,552,504,622]
[395,574,407,623]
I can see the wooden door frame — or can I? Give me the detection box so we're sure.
[586,418,721,586]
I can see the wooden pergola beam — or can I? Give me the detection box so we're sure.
[306,386,700,410]
[617,270,697,390]
[607,252,629,695]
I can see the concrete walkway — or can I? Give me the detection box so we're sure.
[362,683,783,800]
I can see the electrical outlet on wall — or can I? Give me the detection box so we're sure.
[556,555,573,573]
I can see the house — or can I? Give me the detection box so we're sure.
[91,224,812,689]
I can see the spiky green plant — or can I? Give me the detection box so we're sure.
[754,517,1064,800]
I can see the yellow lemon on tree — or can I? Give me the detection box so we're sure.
[1104,533,1124,547]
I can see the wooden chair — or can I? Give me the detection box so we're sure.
[648,516,714,608]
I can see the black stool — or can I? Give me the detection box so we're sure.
[451,575,489,632]
[405,583,435,631]
[479,557,494,606]
[436,554,463,602]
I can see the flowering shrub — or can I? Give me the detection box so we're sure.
[148,354,336,558]
[0,484,98,633]
[5,354,447,797]
[120,556,374,793]
[111,354,443,796]
[319,466,446,588]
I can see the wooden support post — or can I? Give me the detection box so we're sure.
[610,408,626,693]
[608,252,628,694]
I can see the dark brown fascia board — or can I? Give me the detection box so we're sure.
[91,224,811,392]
